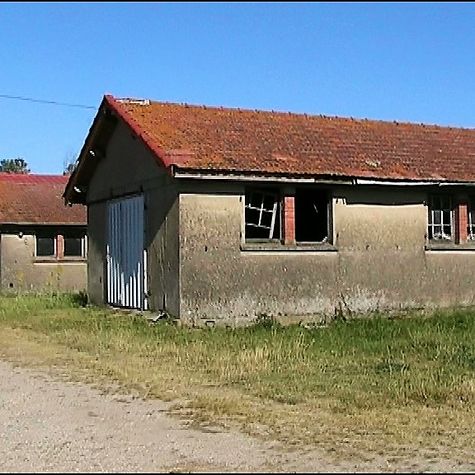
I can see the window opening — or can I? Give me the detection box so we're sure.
[64,237,83,256]
[36,236,55,257]
[295,189,329,242]
[245,189,281,240]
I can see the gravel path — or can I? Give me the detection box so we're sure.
[0,359,474,473]
[0,360,330,472]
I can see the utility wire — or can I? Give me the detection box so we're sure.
[0,94,96,110]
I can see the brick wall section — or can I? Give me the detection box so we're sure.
[56,234,64,258]
[456,202,468,243]
[284,195,296,244]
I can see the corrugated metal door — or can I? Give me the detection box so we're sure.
[106,195,148,310]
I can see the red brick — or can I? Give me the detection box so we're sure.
[284,195,295,244]
[456,202,468,243]
[56,234,64,258]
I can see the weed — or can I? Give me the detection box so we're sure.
[253,313,281,329]
[71,290,89,307]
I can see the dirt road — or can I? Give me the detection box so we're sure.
[0,359,473,473]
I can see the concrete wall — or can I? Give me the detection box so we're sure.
[86,120,180,314]
[85,120,475,322]
[87,202,106,304]
[0,233,86,293]
[146,182,180,316]
[178,182,475,324]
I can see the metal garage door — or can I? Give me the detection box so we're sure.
[106,194,148,310]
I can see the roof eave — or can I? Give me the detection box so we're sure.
[104,95,177,170]
[171,166,475,186]
[0,222,87,226]
[64,95,178,205]
[63,96,113,204]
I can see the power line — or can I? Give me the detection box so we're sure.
[0,94,96,110]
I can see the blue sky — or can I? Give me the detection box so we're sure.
[1,2,475,174]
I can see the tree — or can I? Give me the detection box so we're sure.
[62,150,77,176]
[63,161,76,175]
[0,158,30,174]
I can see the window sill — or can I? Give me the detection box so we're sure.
[241,242,338,253]
[34,257,86,263]
[425,242,475,252]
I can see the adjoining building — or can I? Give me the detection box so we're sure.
[65,95,475,324]
[0,173,87,293]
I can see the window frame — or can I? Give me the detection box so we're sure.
[468,196,475,241]
[34,230,87,260]
[63,233,87,258]
[35,235,57,258]
[427,194,454,242]
[242,185,336,251]
[244,188,282,242]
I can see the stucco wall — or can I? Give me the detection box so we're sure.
[146,183,180,316]
[178,183,475,324]
[87,202,106,304]
[85,120,475,321]
[0,233,86,293]
[86,120,180,313]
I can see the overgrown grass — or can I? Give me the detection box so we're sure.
[0,293,474,460]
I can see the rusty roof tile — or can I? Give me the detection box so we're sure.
[93,96,475,183]
[0,174,86,224]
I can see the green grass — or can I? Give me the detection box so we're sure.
[0,293,474,459]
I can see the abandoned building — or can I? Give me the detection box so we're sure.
[0,173,87,292]
[64,94,475,324]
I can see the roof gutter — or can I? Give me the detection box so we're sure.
[0,222,87,226]
[353,178,475,186]
[172,169,352,184]
[171,168,475,187]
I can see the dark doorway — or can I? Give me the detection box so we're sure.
[295,189,329,242]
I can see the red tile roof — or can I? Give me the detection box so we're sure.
[0,173,86,224]
[104,95,475,183]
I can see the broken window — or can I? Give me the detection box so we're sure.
[36,236,55,257]
[295,189,329,243]
[428,195,453,241]
[245,188,281,240]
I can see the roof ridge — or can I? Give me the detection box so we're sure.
[0,173,69,184]
[110,95,475,132]
[0,172,66,176]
